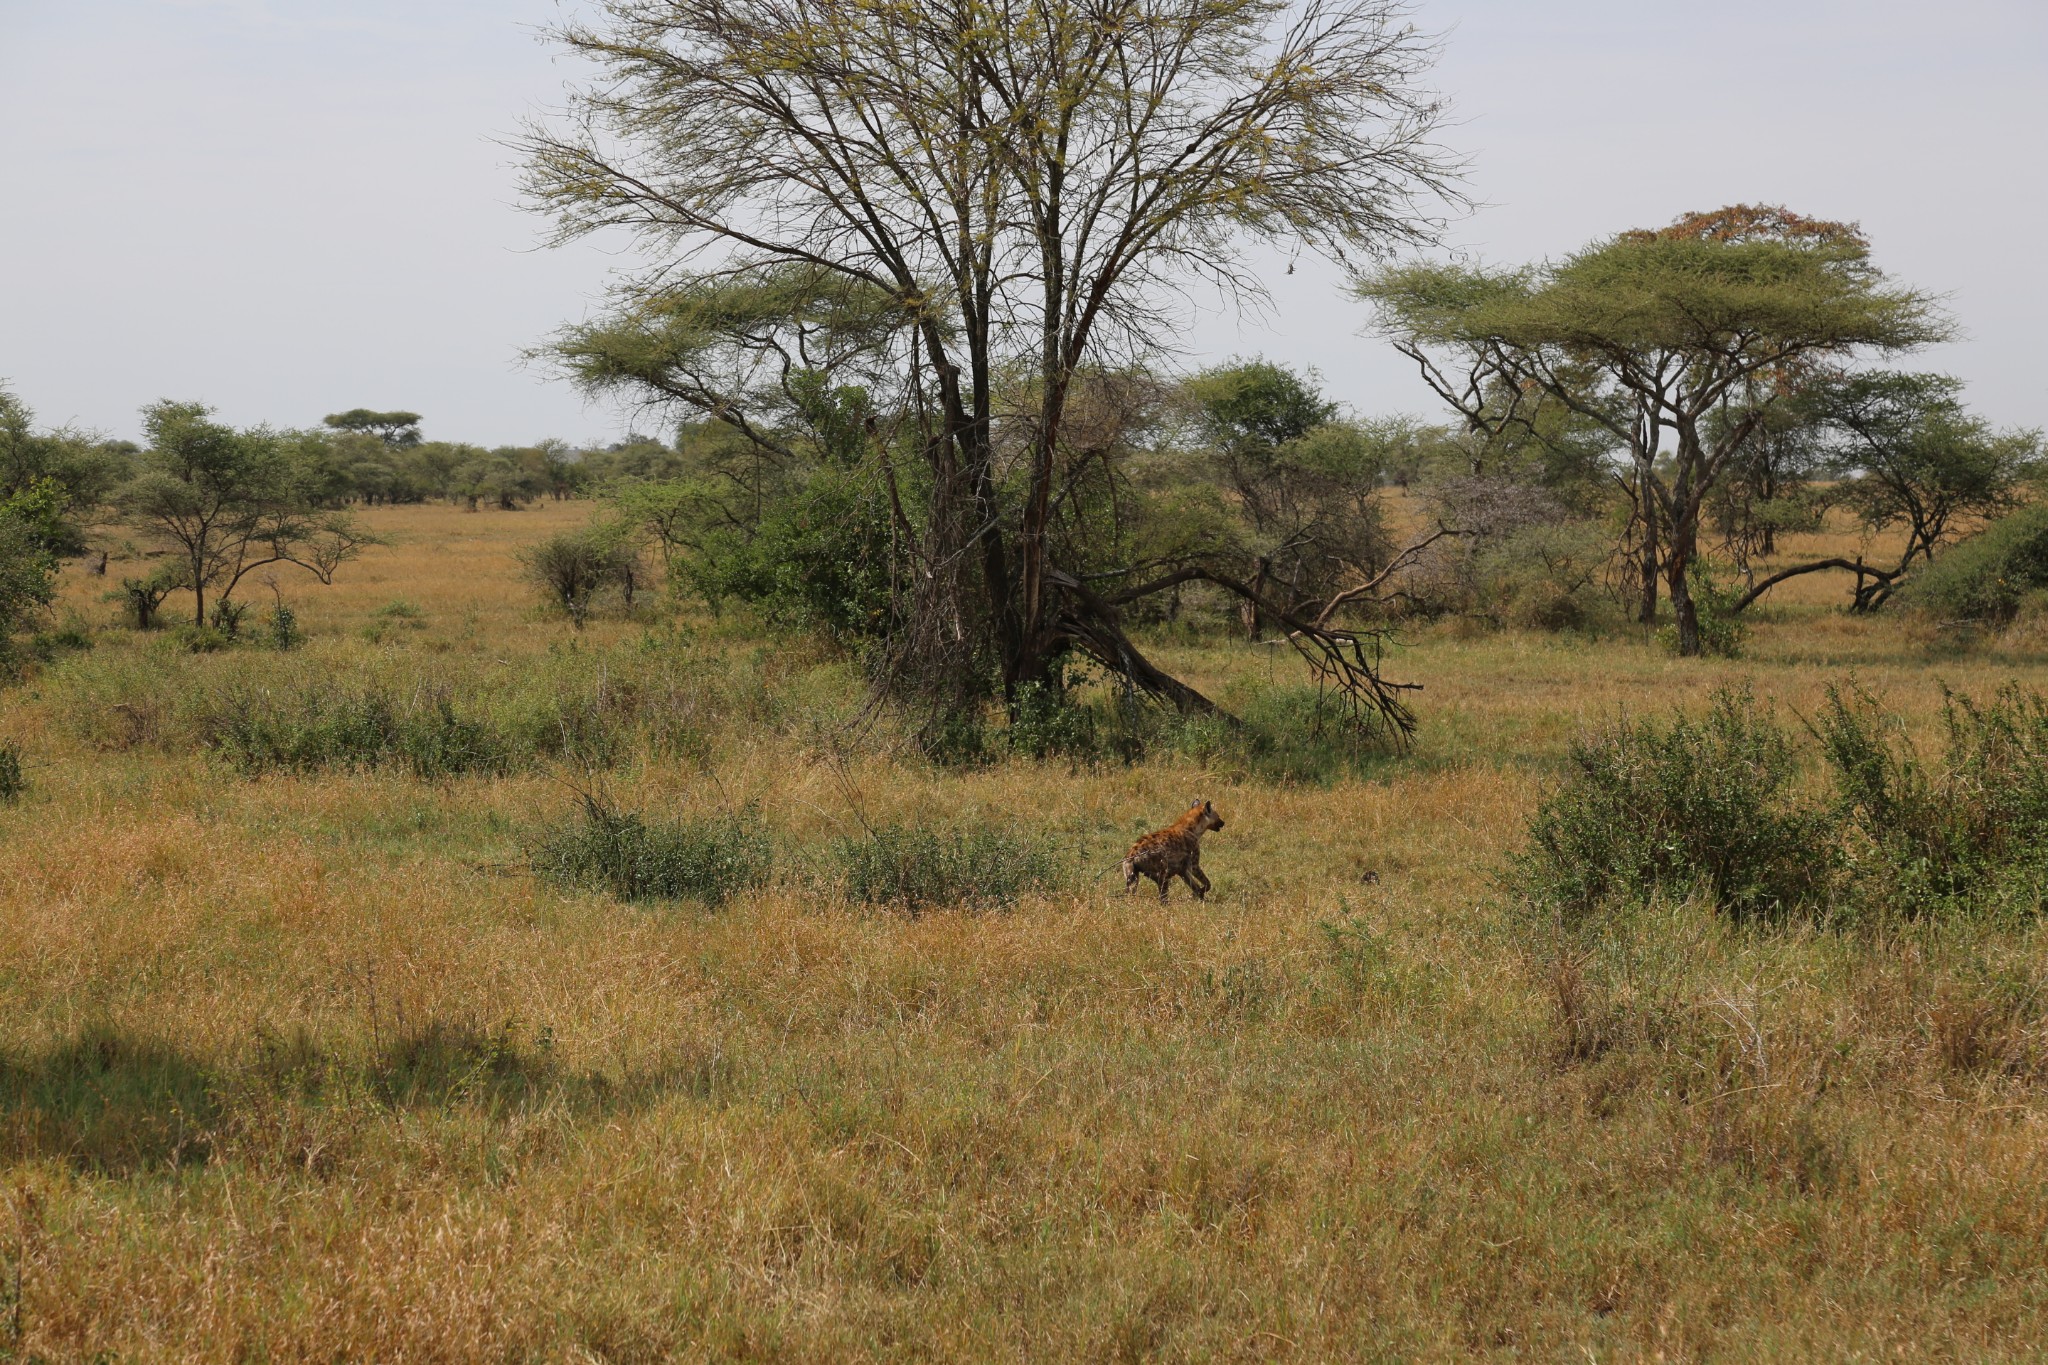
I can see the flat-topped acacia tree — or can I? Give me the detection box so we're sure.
[520,0,1461,745]
[1361,206,1949,656]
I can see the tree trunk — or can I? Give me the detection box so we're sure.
[1666,550,1700,656]
[1636,487,1660,625]
[1242,557,1271,641]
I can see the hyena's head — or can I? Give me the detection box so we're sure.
[1191,797,1225,833]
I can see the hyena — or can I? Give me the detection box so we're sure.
[1122,798,1226,902]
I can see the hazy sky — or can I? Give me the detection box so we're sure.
[3,0,2043,446]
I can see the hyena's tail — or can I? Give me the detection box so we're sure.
[1118,856,1135,884]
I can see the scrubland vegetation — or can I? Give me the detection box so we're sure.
[6,0,2048,1357]
[0,501,2046,1360]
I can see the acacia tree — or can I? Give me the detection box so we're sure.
[323,409,423,448]
[1729,371,2041,613]
[123,402,370,627]
[1362,206,1948,655]
[523,0,1460,742]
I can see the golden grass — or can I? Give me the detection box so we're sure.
[2,503,2047,1360]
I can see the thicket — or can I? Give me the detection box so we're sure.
[833,823,1064,913]
[1900,504,2048,625]
[1520,682,2048,926]
[532,795,772,906]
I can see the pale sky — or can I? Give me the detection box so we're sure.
[2,0,2043,447]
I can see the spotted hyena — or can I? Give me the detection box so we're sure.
[1122,798,1226,902]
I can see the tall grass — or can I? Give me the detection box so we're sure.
[4,502,2048,1359]
[833,823,1065,912]
[532,794,772,906]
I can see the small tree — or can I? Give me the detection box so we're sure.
[122,401,371,626]
[1730,372,2041,613]
[520,525,643,627]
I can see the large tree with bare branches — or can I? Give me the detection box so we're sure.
[522,0,1460,744]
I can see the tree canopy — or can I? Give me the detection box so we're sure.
[524,0,1463,746]
[1361,205,1949,654]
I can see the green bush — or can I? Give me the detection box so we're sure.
[169,624,232,654]
[0,741,23,803]
[266,599,302,650]
[1812,682,2048,918]
[202,684,509,778]
[1517,687,1833,923]
[833,823,1063,913]
[1658,559,1748,658]
[533,796,771,906]
[520,527,642,628]
[1472,521,1609,631]
[1522,681,2048,927]
[1902,505,2048,624]
[687,469,898,643]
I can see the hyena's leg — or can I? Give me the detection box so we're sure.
[1155,871,1172,903]
[1179,867,1207,901]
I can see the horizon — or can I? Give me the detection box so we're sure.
[3,0,2043,446]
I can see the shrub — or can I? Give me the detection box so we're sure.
[686,469,897,643]
[1659,560,1747,658]
[1471,520,1609,631]
[209,597,251,640]
[267,599,302,650]
[0,508,57,664]
[1812,682,2048,918]
[110,561,186,630]
[533,796,771,906]
[0,741,23,803]
[1517,687,1833,923]
[520,527,642,627]
[202,683,508,778]
[833,823,1062,913]
[1007,660,1098,759]
[1902,504,2048,624]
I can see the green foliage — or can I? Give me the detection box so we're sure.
[322,409,423,448]
[519,526,643,627]
[689,467,897,642]
[1812,683,2048,919]
[1518,688,1833,924]
[0,500,57,665]
[833,824,1063,913]
[267,599,302,650]
[1470,519,1609,630]
[1901,505,2048,624]
[210,597,251,640]
[532,796,772,907]
[0,741,23,803]
[1186,359,1336,454]
[1006,659,1098,759]
[123,401,369,627]
[1659,560,1748,658]
[1524,682,2048,927]
[202,684,510,778]
[0,386,130,554]
[1823,372,2037,557]
[110,561,188,630]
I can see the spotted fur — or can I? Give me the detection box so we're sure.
[1122,798,1226,902]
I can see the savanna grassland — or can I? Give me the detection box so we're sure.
[4,501,2048,1362]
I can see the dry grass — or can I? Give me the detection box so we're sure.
[3,503,2048,1360]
